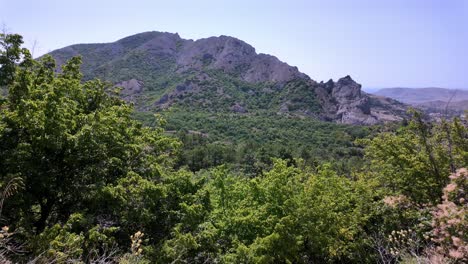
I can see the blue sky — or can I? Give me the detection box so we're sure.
[1,0,467,89]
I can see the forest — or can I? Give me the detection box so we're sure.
[0,33,467,263]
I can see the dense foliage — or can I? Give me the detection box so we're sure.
[154,109,369,174]
[0,33,467,263]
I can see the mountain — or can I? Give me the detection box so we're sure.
[374,87,468,104]
[47,31,407,125]
[416,100,468,111]
[373,87,468,115]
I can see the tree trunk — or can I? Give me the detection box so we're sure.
[35,199,54,233]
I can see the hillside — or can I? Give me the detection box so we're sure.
[414,100,468,117]
[374,87,468,104]
[47,31,407,125]
[416,100,468,111]
[374,87,468,115]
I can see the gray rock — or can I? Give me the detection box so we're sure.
[231,103,247,113]
[116,79,144,102]
[314,75,406,124]
[176,36,303,83]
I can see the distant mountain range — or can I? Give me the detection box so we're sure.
[46,31,408,125]
[374,87,468,104]
[373,88,468,115]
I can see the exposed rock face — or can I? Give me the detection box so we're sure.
[332,76,362,103]
[314,76,406,124]
[47,31,408,125]
[243,54,304,83]
[115,79,144,101]
[331,76,371,123]
[135,32,180,56]
[231,103,247,113]
[177,36,256,72]
[177,35,304,83]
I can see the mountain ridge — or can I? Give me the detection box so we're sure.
[47,31,407,125]
[373,87,468,115]
[374,87,468,103]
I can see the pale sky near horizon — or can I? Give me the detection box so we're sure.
[1,0,467,89]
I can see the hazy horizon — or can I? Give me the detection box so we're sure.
[1,0,467,89]
[363,87,468,93]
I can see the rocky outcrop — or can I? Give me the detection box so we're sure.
[314,76,406,124]
[177,35,304,83]
[116,79,143,101]
[177,36,256,72]
[231,103,247,113]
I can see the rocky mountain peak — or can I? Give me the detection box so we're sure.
[177,35,303,83]
[338,75,354,83]
[314,75,407,124]
[117,31,181,46]
[134,32,181,55]
[332,75,362,102]
[177,35,256,72]
[47,31,408,125]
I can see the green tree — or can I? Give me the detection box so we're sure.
[0,34,179,235]
[359,111,467,204]
[159,160,374,263]
[0,33,29,86]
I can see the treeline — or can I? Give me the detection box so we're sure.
[0,33,467,263]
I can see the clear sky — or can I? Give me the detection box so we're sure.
[1,0,467,89]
